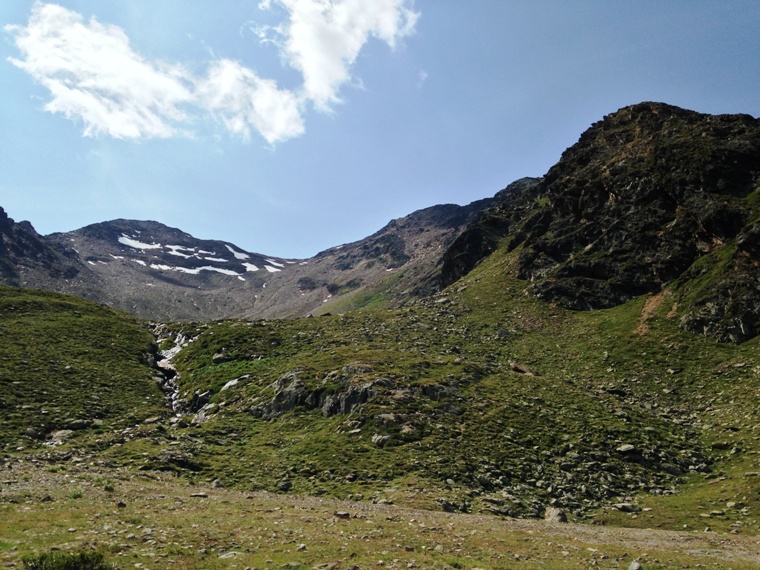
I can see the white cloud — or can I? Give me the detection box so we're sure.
[6,3,193,139]
[198,59,304,144]
[6,1,419,143]
[260,0,419,110]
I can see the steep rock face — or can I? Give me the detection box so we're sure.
[443,103,760,342]
[0,207,86,286]
[440,177,541,287]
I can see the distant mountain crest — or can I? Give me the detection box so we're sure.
[65,218,291,281]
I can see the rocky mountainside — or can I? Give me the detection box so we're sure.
[443,102,760,343]
[0,207,109,301]
[0,195,501,322]
[1,206,82,284]
[46,218,293,321]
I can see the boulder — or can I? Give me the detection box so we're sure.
[544,507,567,523]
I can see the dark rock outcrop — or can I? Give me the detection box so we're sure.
[440,177,541,287]
[0,207,84,285]
[442,103,760,342]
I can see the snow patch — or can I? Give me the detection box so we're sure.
[243,263,259,272]
[174,265,242,276]
[225,244,250,260]
[132,259,147,266]
[110,254,124,260]
[264,265,281,273]
[118,235,162,250]
[166,245,193,258]
[204,257,227,262]
[265,259,284,268]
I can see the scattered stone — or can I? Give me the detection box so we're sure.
[372,434,390,448]
[544,507,567,523]
[66,419,91,430]
[616,444,636,453]
[613,503,639,513]
[48,430,74,443]
[277,480,292,492]
[212,353,229,364]
[509,361,535,376]
[190,492,208,498]
[628,561,643,570]
[334,511,351,519]
[25,427,40,439]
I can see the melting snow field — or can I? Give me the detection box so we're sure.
[114,233,288,281]
[118,235,162,250]
[225,244,250,260]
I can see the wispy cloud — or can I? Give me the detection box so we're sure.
[259,0,419,110]
[5,1,419,144]
[6,3,193,139]
[198,59,305,144]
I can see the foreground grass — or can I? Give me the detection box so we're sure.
[1,459,759,570]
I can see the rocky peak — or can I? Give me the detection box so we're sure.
[443,102,760,342]
[0,207,83,284]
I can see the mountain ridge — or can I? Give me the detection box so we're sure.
[2,101,759,344]
[1,192,508,321]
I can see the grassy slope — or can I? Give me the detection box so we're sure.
[55,244,757,532]
[2,461,759,569]
[0,286,167,450]
[1,242,759,567]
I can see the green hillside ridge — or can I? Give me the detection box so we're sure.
[3,239,757,535]
[0,286,167,449]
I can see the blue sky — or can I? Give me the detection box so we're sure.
[2,1,759,259]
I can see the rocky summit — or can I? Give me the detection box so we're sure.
[444,102,760,343]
